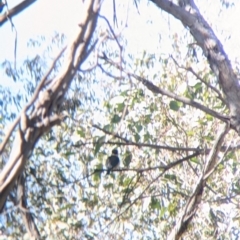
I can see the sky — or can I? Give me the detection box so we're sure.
[0,0,82,62]
[0,0,239,69]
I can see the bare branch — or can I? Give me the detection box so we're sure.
[0,0,38,26]
[110,151,201,173]
[133,73,228,122]
[100,55,229,123]
[0,46,67,155]
[150,0,240,134]
[170,55,227,105]
[91,124,200,152]
[17,174,40,238]
[98,151,200,235]
[168,123,230,240]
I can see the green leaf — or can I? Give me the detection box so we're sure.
[144,132,151,142]
[206,114,213,121]
[134,133,140,142]
[111,114,121,123]
[94,163,103,180]
[137,89,144,97]
[194,82,202,93]
[77,128,85,138]
[64,151,75,157]
[122,187,134,194]
[150,197,161,210]
[94,144,101,155]
[104,183,114,189]
[164,174,177,182]
[117,102,125,112]
[103,124,111,131]
[160,206,167,218]
[93,172,101,182]
[122,177,132,187]
[144,114,151,124]
[169,100,181,111]
[123,152,132,167]
[45,207,52,215]
[190,157,199,164]
[94,136,105,155]
[98,136,105,143]
[168,201,177,215]
[121,90,130,97]
[59,203,74,211]
[135,124,143,132]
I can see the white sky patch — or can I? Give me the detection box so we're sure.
[0,0,82,63]
[0,0,239,72]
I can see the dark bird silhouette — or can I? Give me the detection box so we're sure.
[106,149,120,174]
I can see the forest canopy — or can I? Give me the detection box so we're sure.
[0,0,239,239]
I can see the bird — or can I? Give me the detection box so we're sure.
[106,149,120,175]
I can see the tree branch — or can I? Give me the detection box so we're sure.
[0,0,38,26]
[168,122,230,240]
[100,55,229,123]
[150,0,240,134]
[0,0,101,216]
[0,46,66,155]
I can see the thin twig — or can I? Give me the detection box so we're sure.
[100,55,229,123]
[170,55,227,105]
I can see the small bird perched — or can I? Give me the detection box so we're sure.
[106,149,120,174]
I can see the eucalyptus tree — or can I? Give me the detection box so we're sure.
[0,0,239,239]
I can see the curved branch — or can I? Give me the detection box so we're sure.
[150,0,240,134]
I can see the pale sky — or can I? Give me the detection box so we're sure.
[0,0,240,85]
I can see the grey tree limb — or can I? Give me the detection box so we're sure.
[167,123,230,240]
[150,0,240,134]
[0,46,67,155]
[0,1,101,235]
[100,55,229,122]
[17,174,40,239]
[0,0,38,26]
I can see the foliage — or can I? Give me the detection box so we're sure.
[1,0,240,239]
